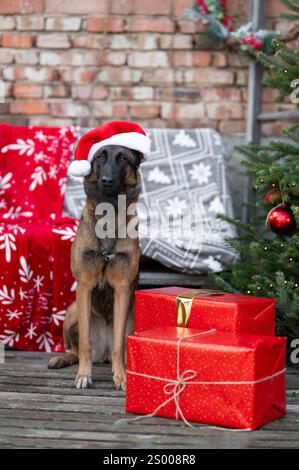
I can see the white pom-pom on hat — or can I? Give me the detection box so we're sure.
[68,160,91,177]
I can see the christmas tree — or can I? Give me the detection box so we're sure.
[213,0,299,340]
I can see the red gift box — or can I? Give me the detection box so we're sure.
[134,287,276,335]
[126,327,286,430]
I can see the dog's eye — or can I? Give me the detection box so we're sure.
[119,155,128,162]
[96,154,104,161]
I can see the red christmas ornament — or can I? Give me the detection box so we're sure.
[265,188,282,204]
[267,203,296,236]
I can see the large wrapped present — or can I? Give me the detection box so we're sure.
[126,327,286,430]
[134,287,276,335]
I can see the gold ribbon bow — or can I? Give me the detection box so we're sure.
[176,289,224,328]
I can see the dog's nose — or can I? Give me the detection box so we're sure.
[102,176,113,186]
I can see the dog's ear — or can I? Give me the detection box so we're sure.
[133,150,144,168]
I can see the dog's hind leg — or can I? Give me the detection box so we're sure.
[48,302,79,369]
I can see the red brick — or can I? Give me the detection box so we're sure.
[51,102,89,117]
[46,0,109,14]
[14,50,39,64]
[13,83,43,98]
[173,51,212,67]
[128,51,169,68]
[0,0,44,14]
[58,68,97,83]
[201,87,241,102]
[106,52,127,66]
[206,103,243,119]
[212,52,228,68]
[113,104,128,118]
[137,35,159,50]
[97,67,142,83]
[268,0,288,17]
[91,86,109,100]
[108,34,137,50]
[143,68,175,83]
[91,102,113,118]
[174,0,193,16]
[133,0,172,15]
[84,17,125,33]
[0,16,15,30]
[37,34,71,49]
[111,0,133,14]
[219,120,246,134]
[2,34,33,48]
[130,18,174,33]
[17,15,44,30]
[160,34,193,49]
[72,34,104,49]
[0,49,14,64]
[44,85,69,98]
[3,66,56,82]
[161,102,205,120]
[184,69,235,85]
[10,101,49,115]
[130,104,160,118]
[46,17,81,31]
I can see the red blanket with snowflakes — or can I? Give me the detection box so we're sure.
[0,125,78,352]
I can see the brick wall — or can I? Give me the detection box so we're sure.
[0,0,293,135]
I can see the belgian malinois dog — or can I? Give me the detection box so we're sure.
[48,144,143,390]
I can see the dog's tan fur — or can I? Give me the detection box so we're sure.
[48,145,141,390]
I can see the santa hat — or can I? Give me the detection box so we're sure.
[68,121,151,177]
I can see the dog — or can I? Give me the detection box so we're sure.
[48,144,143,391]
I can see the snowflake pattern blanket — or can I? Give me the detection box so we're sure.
[0,125,78,351]
[64,128,237,274]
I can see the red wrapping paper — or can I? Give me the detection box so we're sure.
[126,327,286,430]
[134,286,276,335]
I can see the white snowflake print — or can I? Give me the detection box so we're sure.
[48,165,58,179]
[52,225,78,242]
[0,232,16,262]
[0,199,7,210]
[6,224,26,236]
[59,177,67,195]
[29,166,47,191]
[208,197,225,215]
[51,310,66,326]
[34,130,48,143]
[148,167,171,185]
[165,197,188,218]
[25,323,38,340]
[172,130,196,148]
[19,287,29,301]
[189,163,212,186]
[0,330,20,347]
[37,332,55,352]
[1,138,35,156]
[6,309,22,321]
[0,286,15,305]
[71,280,77,292]
[33,275,44,292]
[0,172,13,195]
[202,256,223,273]
[19,256,33,283]
[34,151,49,164]
[2,206,33,220]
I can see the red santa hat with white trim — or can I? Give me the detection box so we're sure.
[68,121,151,177]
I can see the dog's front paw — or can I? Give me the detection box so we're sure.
[75,371,93,389]
[113,368,126,391]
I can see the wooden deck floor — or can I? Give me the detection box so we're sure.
[0,350,298,449]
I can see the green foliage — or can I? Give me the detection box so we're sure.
[281,0,299,20]
[213,4,299,339]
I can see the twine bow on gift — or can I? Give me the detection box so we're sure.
[162,370,198,426]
